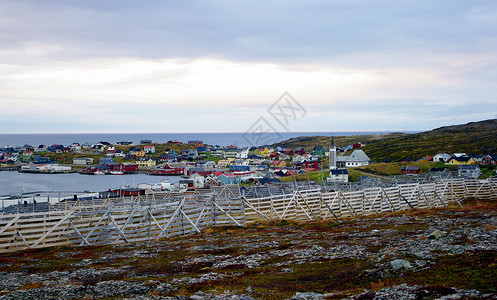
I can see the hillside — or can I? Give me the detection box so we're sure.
[273,119,497,162]
[363,119,497,162]
[272,132,407,153]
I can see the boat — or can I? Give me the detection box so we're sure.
[109,170,124,175]
[94,170,105,175]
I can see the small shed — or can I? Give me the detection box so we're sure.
[458,165,482,179]
[401,166,420,174]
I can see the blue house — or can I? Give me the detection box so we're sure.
[217,174,242,185]
[99,157,114,165]
[230,165,250,172]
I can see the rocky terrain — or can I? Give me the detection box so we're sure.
[1,198,497,299]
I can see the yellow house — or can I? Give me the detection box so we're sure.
[217,159,231,168]
[260,147,274,157]
[447,156,476,165]
[217,158,236,168]
[270,160,287,168]
[136,158,156,167]
[134,149,146,157]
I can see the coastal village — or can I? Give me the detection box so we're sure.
[3,1,497,298]
[1,133,497,299]
[1,135,495,195]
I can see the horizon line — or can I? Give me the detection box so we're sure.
[0,130,420,135]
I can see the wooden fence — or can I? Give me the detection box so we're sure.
[242,178,497,222]
[0,186,244,253]
[1,178,496,252]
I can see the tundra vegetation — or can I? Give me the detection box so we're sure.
[1,198,496,299]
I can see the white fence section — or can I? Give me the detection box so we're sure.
[1,178,496,252]
[242,178,497,222]
[0,186,244,253]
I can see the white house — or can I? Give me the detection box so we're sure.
[144,145,156,154]
[236,148,249,159]
[337,149,371,168]
[35,145,48,152]
[114,150,126,158]
[458,165,482,179]
[328,169,349,183]
[73,157,94,165]
[433,153,451,162]
[70,143,81,151]
[196,160,216,168]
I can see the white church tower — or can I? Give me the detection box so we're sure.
[328,135,348,183]
[329,136,337,170]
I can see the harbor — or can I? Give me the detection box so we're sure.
[0,170,181,199]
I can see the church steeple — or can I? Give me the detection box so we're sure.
[329,134,336,170]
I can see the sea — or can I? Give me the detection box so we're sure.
[0,131,394,149]
[0,171,180,197]
[0,131,400,196]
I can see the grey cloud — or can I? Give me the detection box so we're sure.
[1,0,496,64]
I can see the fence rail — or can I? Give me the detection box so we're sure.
[1,178,496,252]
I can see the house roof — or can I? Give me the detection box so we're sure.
[458,165,480,170]
[337,150,371,163]
[450,156,471,162]
[219,173,241,178]
[189,167,208,172]
[330,169,348,175]
[435,153,451,157]
[213,171,225,177]
[137,158,154,161]
[401,166,419,171]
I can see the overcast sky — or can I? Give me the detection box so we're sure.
[1,0,496,134]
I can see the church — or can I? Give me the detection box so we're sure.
[327,137,349,183]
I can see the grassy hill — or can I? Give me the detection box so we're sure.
[273,119,497,162]
[272,132,407,153]
[362,119,497,162]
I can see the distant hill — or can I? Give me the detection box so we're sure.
[272,132,407,152]
[363,119,497,162]
[273,119,497,162]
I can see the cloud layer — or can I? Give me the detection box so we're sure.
[1,0,496,133]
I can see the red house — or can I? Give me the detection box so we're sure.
[294,160,319,170]
[107,146,116,154]
[294,147,306,155]
[283,148,294,156]
[401,166,420,174]
[149,163,185,175]
[102,163,138,173]
[482,155,497,165]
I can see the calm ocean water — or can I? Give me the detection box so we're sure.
[0,132,394,148]
[0,171,180,196]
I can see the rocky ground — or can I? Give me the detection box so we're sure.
[1,198,497,299]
